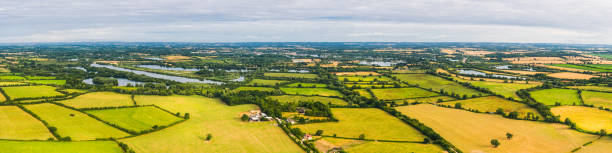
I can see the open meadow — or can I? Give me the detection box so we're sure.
[581,91,612,109]
[26,80,67,85]
[280,87,343,97]
[370,88,438,100]
[246,79,288,86]
[354,89,372,99]
[59,92,134,108]
[0,140,123,153]
[232,87,278,92]
[86,106,183,132]
[397,104,599,153]
[0,106,54,140]
[338,76,393,82]
[440,96,541,119]
[551,106,612,132]
[393,74,484,97]
[267,95,348,106]
[314,137,444,153]
[264,73,318,79]
[529,88,581,105]
[454,78,540,100]
[393,96,456,104]
[285,82,327,88]
[294,108,426,141]
[124,95,303,153]
[569,86,612,92]
[2,86,64,100]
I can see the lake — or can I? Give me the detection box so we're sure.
[90,63,224,84]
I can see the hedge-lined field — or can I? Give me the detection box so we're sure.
[581,91,612,110]
[267,95,348,106]
[0,140,124,153]
[454,78,540,100]
[569,86,612,92]
[440,96,541,119]
[551,106,612,132]
[0,106,54,140]
[370,88,439,100]
[280,88,343,97]
[393,96,456,104]
[393,74,483,97]
[59,92,134,108]
[233,87,278,92]
[315,137,444,153]
[285,82,327,88]
[2,86,64,100]
[26,80,66,85]
[355,89,372,99]
[264,73,318,79]
[246,79,288,86]
[86,106,183,132]
[529,88,581,105]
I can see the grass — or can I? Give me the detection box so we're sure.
[551,106,612,132]
[246,79,288,86]
[264,73,318,79]
[440,96,542,119]
[26,76,57,80]
[393,74,483,97]
[581,91,612,110]
[392,69,427,74]
[393,96,456,104]
[280,88,344,97]
[370,88,439,100]
[0,82,27,86]
[285,83,328,88]
[529,88,581,105]
[551,64,612,72]
[569,86,612,92]
[26,80,66,85]
[59,89,87,94]
[454,78,540,100]
[397,104,598,153]
[24,103,130,140]
[267,95,348,106]
[233,86,278,92]
[0,140,124,153]
[2,86,64,100]
[355,89,372,99]
[344,83,409,88]
[294,108,426,141]
[586,64,612,70]
[86,106,183,132]
[124,95,303,153]
[0,76,26,80]
[58,92,134,109]
[0,106,54,140]
[576,137,612,153]
[315,137,444,153]
[338,76,393,82]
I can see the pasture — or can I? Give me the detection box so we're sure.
[455,78,540,100]
[551,64,612,72]
[2,86,64,100]
[232,87,278,92]
[294,108,426,141]
[397,104,598,153]
[267,95,348,106]
[0,75,26,80]
[0,106,54,140]
[0,140,123,153]
[264,73,318,79]
[440,96,541,119]
[551,106,612,132]
[393,96,456,104]
[280,87,343,97]
[285,83,327,88]
[529,88,581,105]
[24,103,130,140]
[125,95,303,153]
[393,74,483,97]
[370,88,438,100]
[547,72,599,80]
[392,69,427,74]
[355,89,372,99]
[59,89,87,94]
[86,106,183,132]
[569,86,612,92]
[26,76,57,80]
[581,91,612,110]
[26,80,66,85]
[59,92,134,108]
[246,79,288,86]
[338,76,393,82]
[315,137,444,153]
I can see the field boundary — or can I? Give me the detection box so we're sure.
[16,104,62,140]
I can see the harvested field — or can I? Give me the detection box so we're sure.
[502,70,549,75]
[59,92,133,109]
[315,137,445,153]
[2,86,64,100]
[370,88,438,100]
[267,95,348,106]
[0,140,123,153]
[581,91,612,109]
[551,106,612,132]
[576,137,612,153]
[440,96,541,119]
[0,106,54,140]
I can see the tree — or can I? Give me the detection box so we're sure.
[506,132,513,140]
[206,133,212,141]
[315,130,324,136]
[184,113,190,119]
[491,139,500,148]
[423,138,431,144]
[241,114,249,121]
[600,129,607,136]
[358,134,366,140]
[454,103,462,109]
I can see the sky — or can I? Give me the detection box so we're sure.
[1,0,611,44]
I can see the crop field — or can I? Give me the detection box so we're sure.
[393,74,484,97]
[586,64,612,70]
[86,106,183,132]
[355,89,372,98]
[344,83,408,88]
[26,76,57,80]
[455,79,540,100]
[280,87,343,97]
[440,96,541,119]
[529,88,581,105]
[2,86,64,100]
[0,140,123,153]
[581,91,612,109]
[59,92,134,108]
[397,104,598,153]
[59,89,87,94]
[267,95,348,106]
[285,82,327,88]
[125,95,303,153]
[551,106,612,132]
[547,72,599,80]
[569,86,612,92]
[501,70,549,75]
[294,108,426,141]
[576,137,612,153]
[338,76,393,82]
[26,80,66,85]
[314,137,444,153]
[0,75,26,80]
[0,106,54,140]
[24,103,130,140]
[393,96,456,104]
[370,88,439,100]
[264,72,318,79]
[0,82,27,86]
[334,71,381,76]
[233,86,278,92]
[246,79,288,86]
[391,69,427,74]
[551,64,612,72]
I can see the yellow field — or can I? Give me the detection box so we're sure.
[501,70,549,75]
[58,92,134,108]
[570,86,612,92]
[551,106,612,132]
[294,108,426,141]
[0,106,54,140]
[440,96,541,119]
[581,91,612,109]
[547,72,599,80]
[397,104,598,153]
[314,137,444,153]
[576,137,612,153]
[333,71,381,76]
[123,95,303,153]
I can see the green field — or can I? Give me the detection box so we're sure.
[581,91,612,110]
[393,96,456,104]
[246,79,288,86]
[280,87,343,97]
[25,103,130,140]
[86,106,183,132]
[591,54,612,60]
[315,137,444,153]
[569,86,612,92]
[397,104,598,153]
[2,86,64,100]
[551,106,612,132]
[529,88,581,105]
[26,76,57,80]
[355,89,372,99]
[285,83,327,88]
[59,92,134,108]
[455,78,540,100]
[440,96,541,119]
[125,95,303,153]
[370,88,439,100]
[344,83,408,88]
[59,89,87,94]
[264,73,318,79]
[26,80,66,85]
[0,140,124,153]
[0,106,54,140]
[233,86,278,92]
[0,76,26,80]
[338,76,393,82]
[294,108,426,141]
[0,82,27,86]
[551,64,612,72]
[393,74,484,97]
[267,95,348,106]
